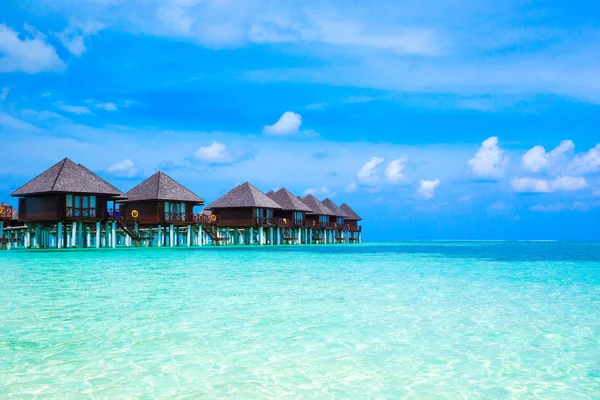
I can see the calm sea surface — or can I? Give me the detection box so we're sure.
[1,242,599,399]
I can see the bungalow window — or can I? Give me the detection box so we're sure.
[256,208,264,218]
[337,217,344,226]
[319,215,328,224]
[294,211,303,222]
[66,194,97,217]
[165,202,186,221]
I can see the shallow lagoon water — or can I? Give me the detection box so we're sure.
[1,242,599,398]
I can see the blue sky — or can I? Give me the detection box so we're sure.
[1,0,599,240]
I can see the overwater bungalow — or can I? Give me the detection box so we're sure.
[118,171,206,246]
[205,182,282,245]
[322,198,350,243]
[2,162,365,249]
[340,203,362,243]
[267,188,313,244]
[301,194,336,244]
[10,158,125,249]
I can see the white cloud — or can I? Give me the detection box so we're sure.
[418,179,440,199]
[56,21,103,56]
[384,157,407,185]
[0,87,8,102]
[263,111,302,135]
[345,181,357,193]
[0,24,64,73]
[522,140,574,172]
[356,156,384,186]
[96,102,118,111]
[106,158,139,178]
[592,189,600,197]
[570,144,600,175]
[58,104,92,115]
[193,141,232,163]
[511,175,588,193]
[303,186,330,197]
[468,136,508,179]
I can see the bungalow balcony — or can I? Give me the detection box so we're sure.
[65,206,105,220]
[0,205,13,220]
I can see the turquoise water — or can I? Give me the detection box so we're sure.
[1,242,599,398]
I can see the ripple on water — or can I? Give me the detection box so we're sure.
[0,242,599,398]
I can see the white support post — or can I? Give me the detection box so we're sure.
[249,227,254,245]
[86,225,91,248]
[95,222,100,248]
[71,222,77,248]
[169,224,174,247]
[57,222,63,249]
[111,221,117,248]
[158,225,162,247]
[198,226,203,246]
[187,225,192,247]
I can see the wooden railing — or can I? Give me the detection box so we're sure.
[66,207,102,218]
[164,212,194,223]
[193,214,220,225]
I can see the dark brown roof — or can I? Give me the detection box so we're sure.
[267,188,312,212]
[206,182,282,209]
[340,203,362,221]
[301,194,336,216]
[121,172,204,204]
[322,198,349,218]
[11,158,124,197]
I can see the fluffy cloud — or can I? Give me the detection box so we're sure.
[511,175,588,193]
[193,141,232,164]
[106,158,140,178]
[56,21,103,56]
[58,104,92,115]
[522,140,574,172]
[356,156,384,186]
[570,144,600,175]
[468,136,508,179]
[384,157,407,185]
[0,24,64,73]
[418,179,440,199]
[263,111,302,135]
[303,186,331,197]
[0,87,8,102]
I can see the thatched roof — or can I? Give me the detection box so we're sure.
[267,188,312,212]
[121,172,203,204]
[322,198,349,218]
[301,194,336,216]
[11,158,124,197]
[340,203,362,221]
[206,182,282,209]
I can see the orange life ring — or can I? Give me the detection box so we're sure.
[210,214,217,222]
[312,220,316,226]
[131,210,139,219]
[282,218,287,225]
[0,206,3,214]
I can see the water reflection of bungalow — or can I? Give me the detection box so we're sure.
[206,182,282,245]
[267,188,312,244]
[340,203,362,243]
[10,158,125,248]
[118,172,205,246]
